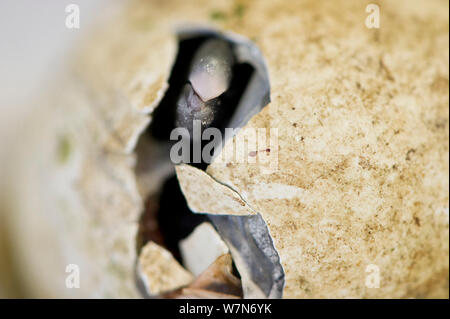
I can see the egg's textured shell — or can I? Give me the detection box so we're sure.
[2,0,448,298]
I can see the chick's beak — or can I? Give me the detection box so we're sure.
[182,83,205,111]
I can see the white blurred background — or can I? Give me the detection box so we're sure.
[0,0,125,152]
[0,0,128,297]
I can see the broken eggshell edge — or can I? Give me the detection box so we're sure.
[170,0,449,298]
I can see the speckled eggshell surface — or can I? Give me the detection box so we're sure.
[2,0,448,298]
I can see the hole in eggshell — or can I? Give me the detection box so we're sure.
[135,28,282,298]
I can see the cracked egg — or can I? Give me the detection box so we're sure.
[1,0,448,298]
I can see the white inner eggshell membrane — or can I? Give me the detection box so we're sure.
[179,222,229,276]
[189,39,233,101]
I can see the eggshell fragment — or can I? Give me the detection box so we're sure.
[138,242,194,295]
